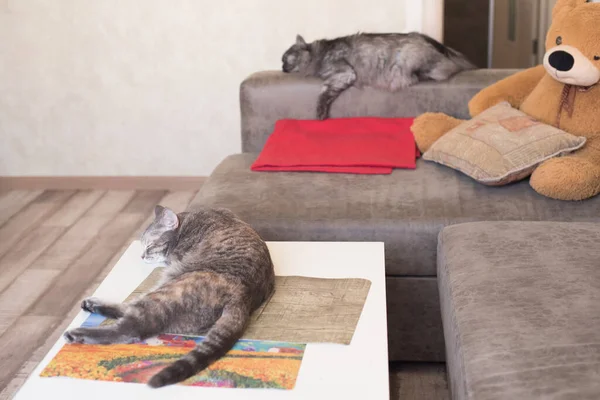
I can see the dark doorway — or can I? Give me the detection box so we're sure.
[444,0,555,69]
[444,0,490,68]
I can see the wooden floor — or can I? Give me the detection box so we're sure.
[0,189,450,399]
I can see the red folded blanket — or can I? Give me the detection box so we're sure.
[251,117,419,174]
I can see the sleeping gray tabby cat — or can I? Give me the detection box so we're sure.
[63,206,275,388]
[281,32,475,119]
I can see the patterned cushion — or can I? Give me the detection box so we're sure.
[423,102,587,185]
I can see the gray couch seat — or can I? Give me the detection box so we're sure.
[192,154,600,277]
[438,221,600,400]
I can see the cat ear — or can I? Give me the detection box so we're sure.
[296,34,307,47]
[154,205,179,230]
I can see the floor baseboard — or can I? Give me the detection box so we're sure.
[0,176,208,191]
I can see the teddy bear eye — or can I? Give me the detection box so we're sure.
[595,56,600,61]
[556,36,562,45]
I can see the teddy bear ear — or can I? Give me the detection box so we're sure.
[552,0,580,17]
[553,0,599,17]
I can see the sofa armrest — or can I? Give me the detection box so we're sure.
[240,69,519,153]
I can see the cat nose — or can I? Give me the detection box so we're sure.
[549,50,575,71]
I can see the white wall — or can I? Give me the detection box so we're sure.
[405,0,444,42]
[0,0,407,176]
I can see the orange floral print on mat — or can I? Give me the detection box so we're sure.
[40,315,306,389]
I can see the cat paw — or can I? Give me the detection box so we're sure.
[63,329,87,344]
[316,105,330,120]
[81,297,103,313]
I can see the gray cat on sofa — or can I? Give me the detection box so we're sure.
[281,32,475,120]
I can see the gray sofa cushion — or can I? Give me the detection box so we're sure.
[190,154,600,276]
[240,69,519,153]
[438,221,600,400]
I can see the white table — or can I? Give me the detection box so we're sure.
[15,241,388,399]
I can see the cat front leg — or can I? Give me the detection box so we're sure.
[63,319,142,345]
[81,297,125,319]
[317,61,357,120]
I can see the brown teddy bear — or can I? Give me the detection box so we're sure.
[412,0,600,201]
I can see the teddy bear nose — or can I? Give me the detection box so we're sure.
[548,50,575,71]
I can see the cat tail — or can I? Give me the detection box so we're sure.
[147,302,250,388]
[419,33,476,71]
[445,46,477,70]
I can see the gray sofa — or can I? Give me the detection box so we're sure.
[190,69,600,398]
[438,221,600,399]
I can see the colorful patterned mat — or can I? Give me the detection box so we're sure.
[41,313,306,389]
